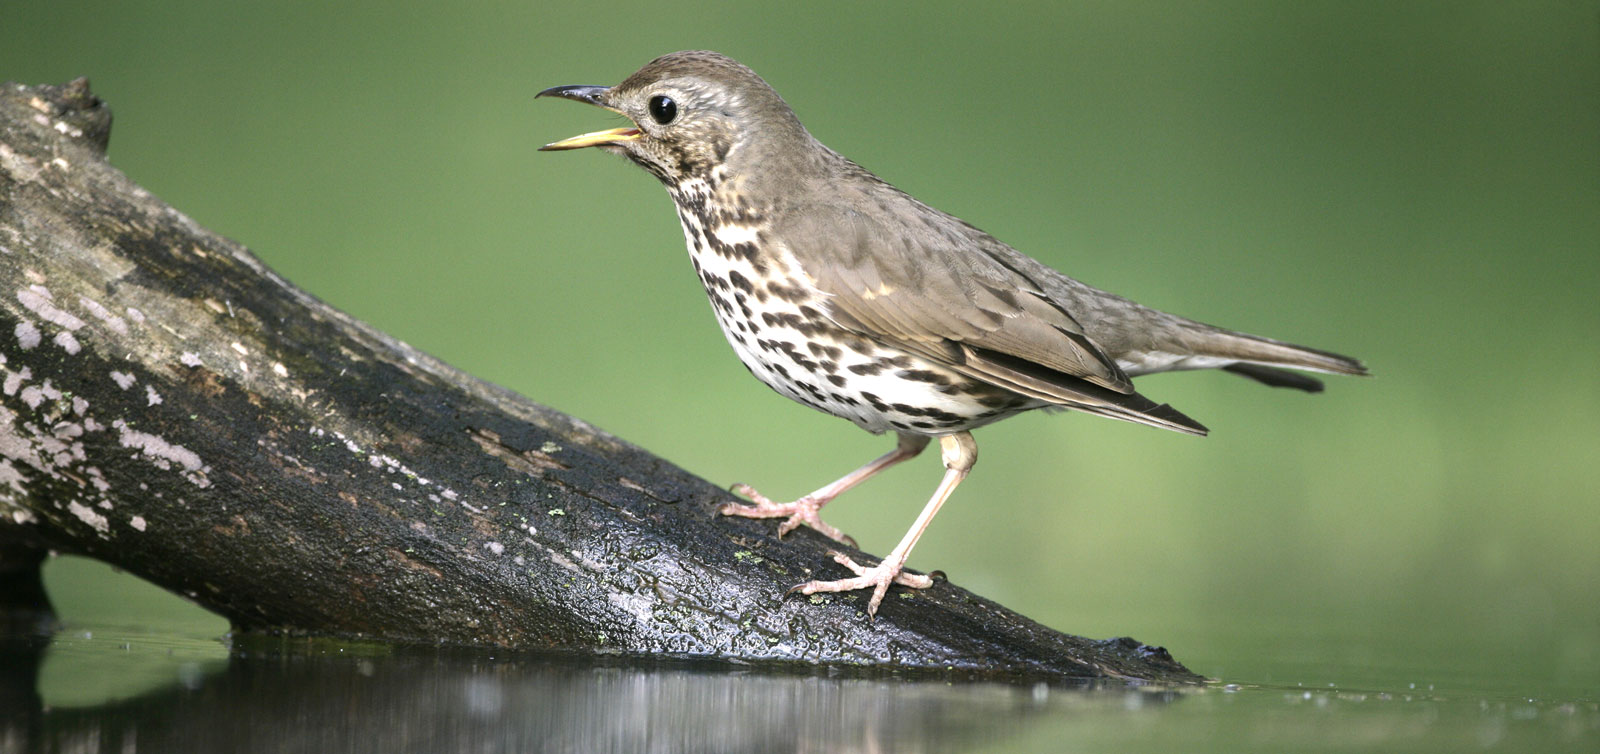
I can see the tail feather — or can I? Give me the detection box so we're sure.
[1223,363,1327,392]
[1186,326,1369,378]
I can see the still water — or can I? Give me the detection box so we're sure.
[6,624,1597,752]
[3,559,1595,753]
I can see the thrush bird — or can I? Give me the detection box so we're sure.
[538,51,1367,617]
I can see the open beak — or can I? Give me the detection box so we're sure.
[535,84,642,151]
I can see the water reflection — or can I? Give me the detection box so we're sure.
[3,626,1182,753]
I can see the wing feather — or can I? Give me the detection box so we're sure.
[776,202,1206,435]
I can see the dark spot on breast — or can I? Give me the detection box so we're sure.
[841,335,876,354]
[776,341,819,371]
[766,280,809,303]
[977,393,1020,409]
[896,369,951,385]
[927,408,965,423]
[806,342,842,360]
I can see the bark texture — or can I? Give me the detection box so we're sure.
[0,79,1201,682]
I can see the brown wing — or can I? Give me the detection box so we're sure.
[777,202,1207,435]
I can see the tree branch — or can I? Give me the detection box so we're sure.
[0,79,1200,682]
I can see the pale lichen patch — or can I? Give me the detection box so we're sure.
[111,419,210,488]
[110,371,135,390]
[86,466,109,492]
[15,320,40,349]
[548,550,582,574]
[67,500,109,533]
[53,331,80,354]
[126,307,145,324]
[486,541,505,555]
[79,296,128,335]
[180,352,203,367]
[17,286,86,330]
[0,142,42,182]
[145,385,162,406]
[130,515,147,532]
[0,458,28,492]
[2,366,27,396]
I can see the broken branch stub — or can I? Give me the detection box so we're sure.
[0,79,1201,683]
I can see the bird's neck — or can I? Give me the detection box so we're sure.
[667,168,772,269]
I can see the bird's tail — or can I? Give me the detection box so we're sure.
[1190,327,1369,392]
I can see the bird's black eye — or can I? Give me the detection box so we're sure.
[648,95,678,125]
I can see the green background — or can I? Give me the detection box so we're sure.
[6,1,1597,695]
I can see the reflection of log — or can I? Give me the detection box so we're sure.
[12,636,1183,752]
[0,79,1201,682]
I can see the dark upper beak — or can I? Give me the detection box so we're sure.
[536,85,643,151]
[535,85,610,107]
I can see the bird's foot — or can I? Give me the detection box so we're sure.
[721,484,857,547]
[788,551,933,618]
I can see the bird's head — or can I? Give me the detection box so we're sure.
[537,51,810,186]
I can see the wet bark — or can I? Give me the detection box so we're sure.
[0,80,1202,683]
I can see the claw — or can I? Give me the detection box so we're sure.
[719,483,857,546]
[786,551,933,617]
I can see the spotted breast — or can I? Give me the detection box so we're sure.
[669,175,1037,437]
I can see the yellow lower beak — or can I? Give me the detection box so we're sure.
[539,127,642,151]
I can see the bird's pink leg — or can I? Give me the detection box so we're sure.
[720,433,930,546]
[790,432,976,617]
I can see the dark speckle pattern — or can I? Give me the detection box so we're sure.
[668,174,1043,435]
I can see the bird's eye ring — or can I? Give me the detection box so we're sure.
[648,95,678,125]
